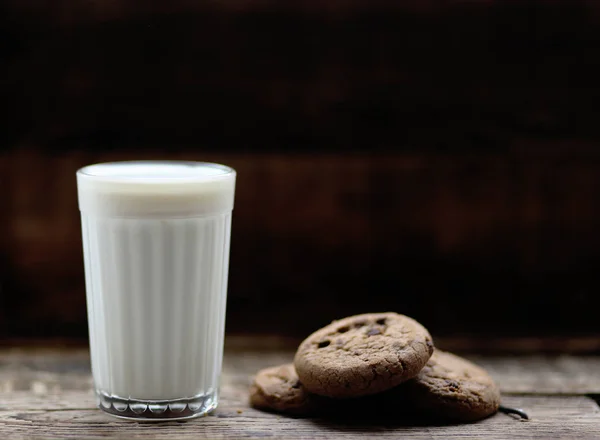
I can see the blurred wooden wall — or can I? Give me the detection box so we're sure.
[1,0,600,340]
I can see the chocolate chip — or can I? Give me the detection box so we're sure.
[338,326,349,333]
[317,340,331,348]
[445,379,460,390]
[376,318,386,325]
[426,339,434,354]
[366,327,382,336]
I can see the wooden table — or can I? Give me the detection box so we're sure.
[1,337,599,439]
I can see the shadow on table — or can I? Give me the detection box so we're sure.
[307,411,467,431]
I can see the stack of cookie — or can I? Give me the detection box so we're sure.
[250,312,501,423]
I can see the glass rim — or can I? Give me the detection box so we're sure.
[77,160,235,184]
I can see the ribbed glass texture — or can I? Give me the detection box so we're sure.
[81,213,231,417]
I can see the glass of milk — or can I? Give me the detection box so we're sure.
[77,161,236,421]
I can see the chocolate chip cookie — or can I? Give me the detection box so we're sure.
[249,364,320,415]
[403,350,501,422]
[294,312,434,398]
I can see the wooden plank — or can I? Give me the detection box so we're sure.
[0,0,482,25]
[223,346,600,395]
[5,335,600,354]
[4,0,600,155]
[470,355,600,395]
[1,343,600,395]
[1,345,599,438]
[4,148,600,340]
[0,394,598,439]
[4,0,600,341]
[0,0,504,24]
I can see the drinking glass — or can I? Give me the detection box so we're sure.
[77,161,236,420]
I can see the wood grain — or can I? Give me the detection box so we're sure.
[1,396,599,439]
[1,341,600,395]
[3,0,600,339]
[3,149,600,340]
[0,343,600,439]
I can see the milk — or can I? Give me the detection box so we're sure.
[77,161,235,420]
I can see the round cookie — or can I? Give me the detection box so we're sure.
[403,350,501,422]
[294,312,434,399]
[249,364,320,415]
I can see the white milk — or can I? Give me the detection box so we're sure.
[77,161,235,419]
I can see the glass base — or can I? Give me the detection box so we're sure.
[96,390,218,421]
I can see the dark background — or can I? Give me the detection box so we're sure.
[1,0,600,344]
